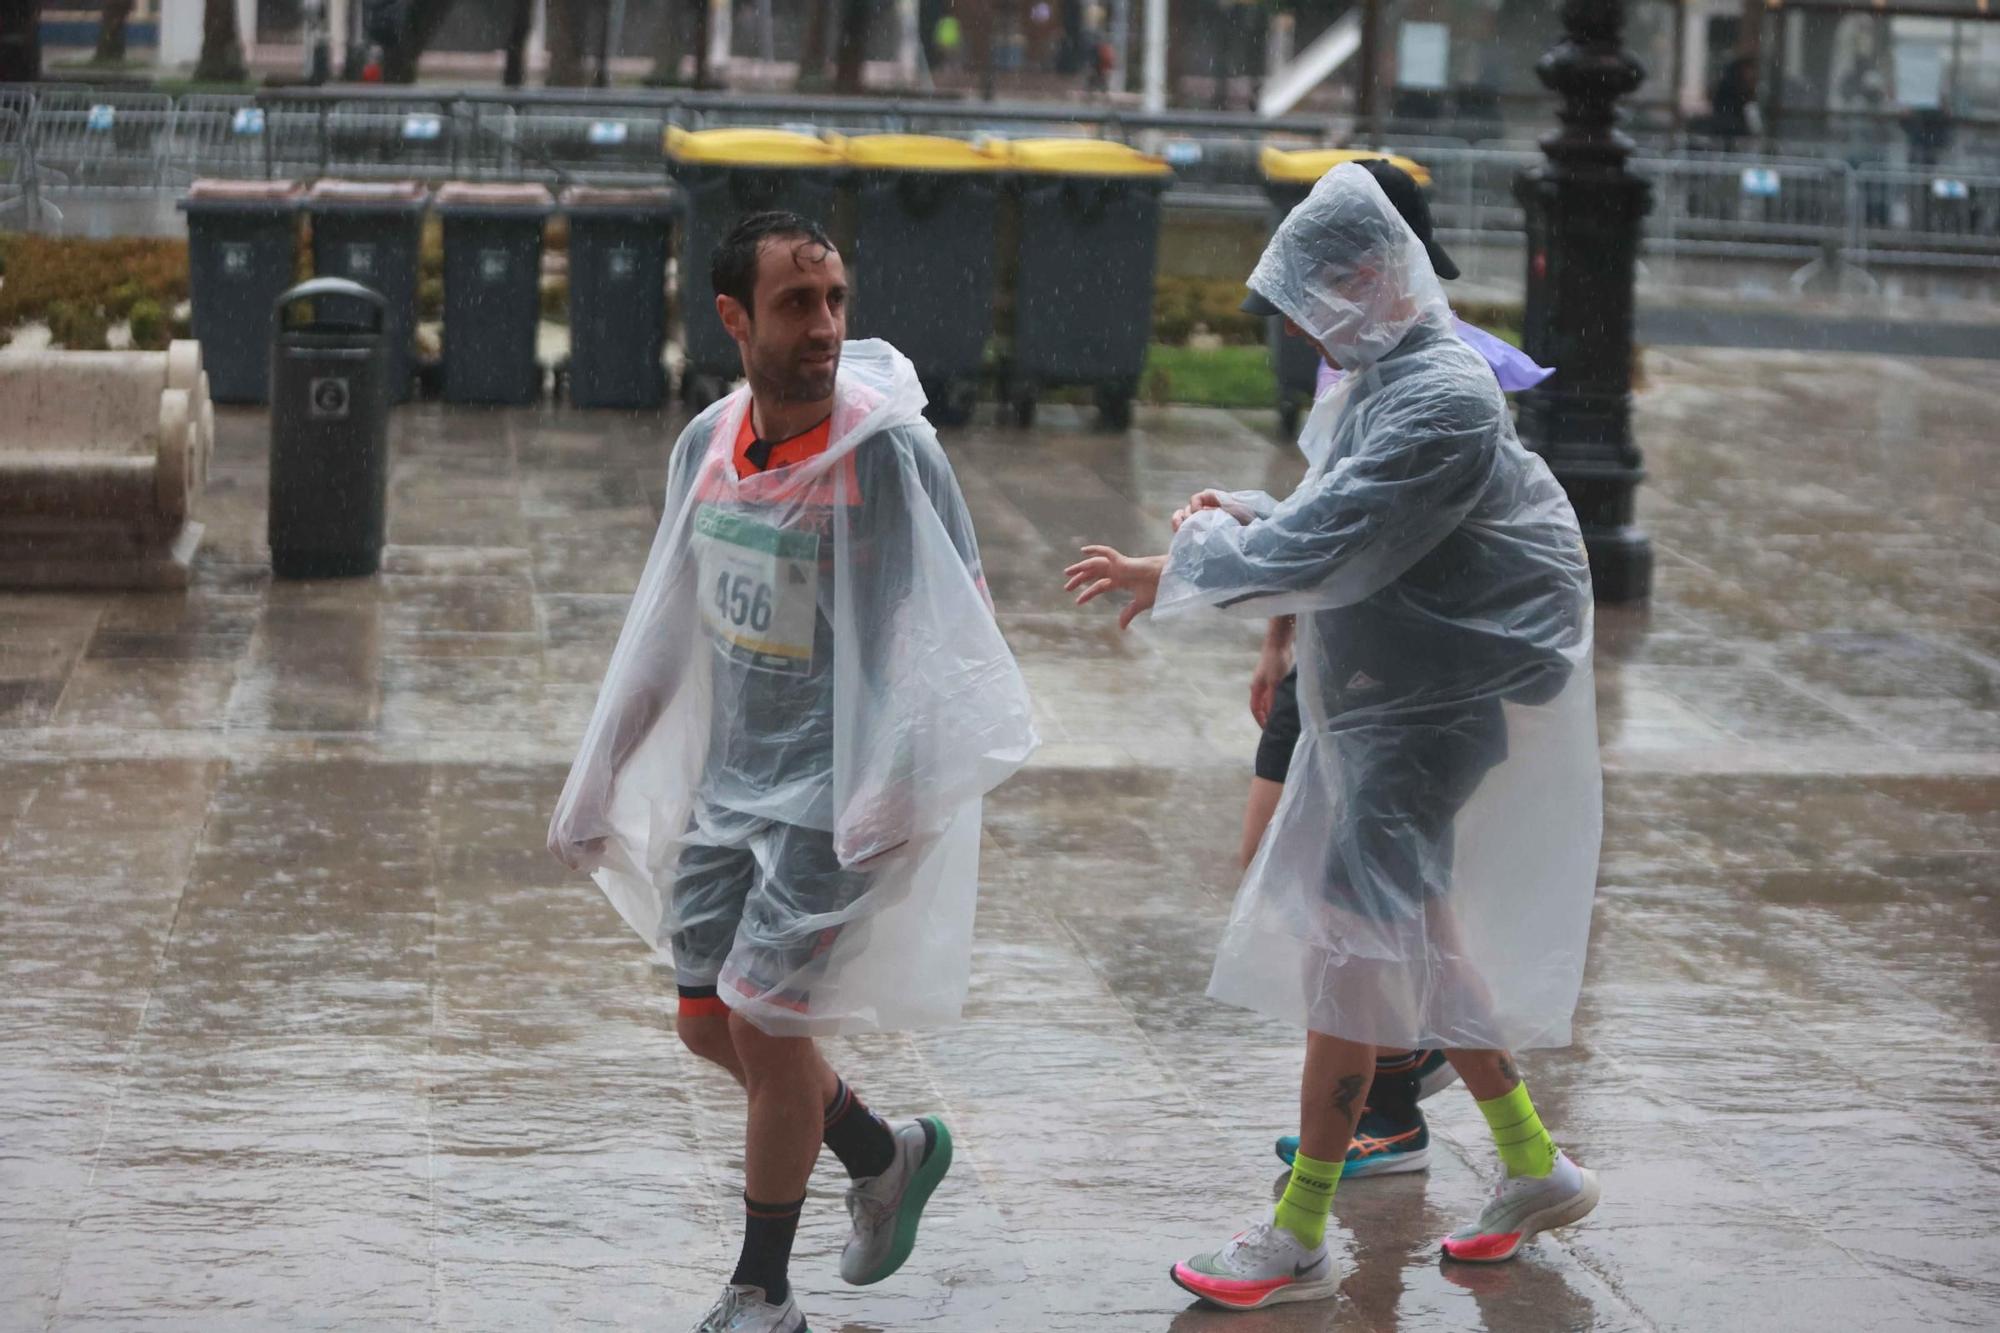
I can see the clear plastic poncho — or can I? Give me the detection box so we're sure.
[1157,165,1602,1051]
[549,340,1037,1036]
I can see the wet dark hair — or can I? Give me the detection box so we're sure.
[710,211,836,313]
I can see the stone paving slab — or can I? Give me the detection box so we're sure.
[2,349,1996,1331]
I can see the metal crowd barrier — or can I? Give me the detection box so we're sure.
[1638,154,1853,261]
[27,87,175,193]
[2,80,1997,273]
[0,107,24,220]
[1850,166,2000,269]
[324,97,459,178]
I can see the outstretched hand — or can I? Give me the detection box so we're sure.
[1064,547,1168,631]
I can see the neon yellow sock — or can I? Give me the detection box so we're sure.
[1272,1148,1342,1249]
[1477,1080,1558,1178]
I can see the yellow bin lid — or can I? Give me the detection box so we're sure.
[1001,137,1173,178]
[843,133,1006,172]
[1260,146,1431,188]
[665,126,844,167]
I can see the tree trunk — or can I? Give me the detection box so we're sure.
[965,0,994,100]
[382,0,461,83]
[648,0,705,86]
[647,0,679,84]
[799,0,832,89]
[503,0,536,86]
[833,0,871,93]
[95,0,134,64]
[546,0,590,86]
[195,0,249,82]
[0,1,40,84]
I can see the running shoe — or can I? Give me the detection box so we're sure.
[839,1115,953,1286]
[1412,1049,1459,1101]
[1171,1220,1340,1311]
[1441,1151,1600,1263]
[692,1284,807,1333]
[1273,1108,1431,1187]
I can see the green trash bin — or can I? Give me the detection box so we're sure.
[435,182,554,406]
[667,127,842,408]
[1258,148,1433,438]
[306,179,427,405]
[268,277,392,580]
[561,184,681,410]
[1002,138,1173,431]
[844,134,1007,427]
[178,179,303,405]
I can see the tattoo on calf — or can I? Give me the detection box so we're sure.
[1498,1055,1519,1086]
[1330,1073,1366,1123]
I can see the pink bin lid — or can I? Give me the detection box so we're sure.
[188,178,304,201]
[560,186,676,208]
[307,179,428,203]
[434,182,554,208]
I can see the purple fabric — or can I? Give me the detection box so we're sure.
[1314,317,1554,397]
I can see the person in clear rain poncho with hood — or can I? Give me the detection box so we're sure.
[1065,164,1604,1309]
[550,213,1036,1333]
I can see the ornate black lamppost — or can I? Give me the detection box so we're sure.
[1514,0,1654,604]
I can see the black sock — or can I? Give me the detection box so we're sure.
[730,1193,804,1306]
[822,1078,898,1180]
[1367,1050,1423,1126]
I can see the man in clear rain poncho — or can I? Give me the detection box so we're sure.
[1066,164,1603,1309]
[550,212,1036,1333]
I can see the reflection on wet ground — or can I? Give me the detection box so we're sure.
[3,349,1995,1330]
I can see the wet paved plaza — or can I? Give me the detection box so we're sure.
[3,349,1997,1332]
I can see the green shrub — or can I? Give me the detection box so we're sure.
[47,300,111,350]
[418,275,445,320]
[169,306,194,341]
[104,279,147,319]
[128,299,170,351]
[0,236,188,334]
[540,275,569,324]
[419,218,444,280]
[1152,275,1263,347]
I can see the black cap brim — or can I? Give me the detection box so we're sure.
[1240,289,1281,317]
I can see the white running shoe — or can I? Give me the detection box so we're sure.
[691,1284,806,1333]
[1170,1221,1340,1311]
[1441,1151,1601,1263]
[839,1115,953,1286]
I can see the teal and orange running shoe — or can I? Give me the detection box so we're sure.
[1273,1108,1429,1195]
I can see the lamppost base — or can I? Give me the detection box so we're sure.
[1583,525,1653,605]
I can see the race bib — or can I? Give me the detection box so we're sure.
[693,506,821,675]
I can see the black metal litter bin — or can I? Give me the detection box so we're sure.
[561,184,680,410]
[845,134,1006,427]
[435,182,554,406]
[667,128,842,408]
[178,178,303,405]
[1004,138,1172,431]
[306,179,427,404]
[268,277,392,580]
[1258,149,1433,438]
